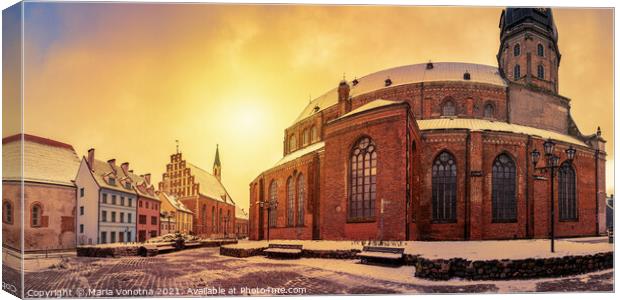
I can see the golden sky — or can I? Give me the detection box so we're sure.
[4,4,614,211]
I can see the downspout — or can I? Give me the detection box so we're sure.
[525,136,532,238]
[464,130,471,240]
[405,108,411,240]
[595,149,600,235]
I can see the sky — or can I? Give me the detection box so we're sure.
[2,3,614,212]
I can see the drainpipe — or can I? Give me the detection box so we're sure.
[595,149,600,235]
[464,130,471,240]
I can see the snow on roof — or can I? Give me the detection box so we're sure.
[187,163,234,205]
[338,99,405,120]
[274,141,325,168]
[418,118,586,146]
[235,206,249,220]
[160,192,193,214]
[89,159,137,194]
[296,62,506,122]
[2,134,80,186]
[125,171,159,201]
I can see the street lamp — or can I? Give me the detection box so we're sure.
[258,199,278,241]
[223,215,230,238]
[530,139,577,253]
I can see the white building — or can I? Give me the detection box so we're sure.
[75,149,137,244]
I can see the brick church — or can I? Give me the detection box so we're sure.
[249,8,607,241]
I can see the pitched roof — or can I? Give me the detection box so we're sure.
[417,118,586,146]
[235,206,249,220]
[337,99,405,120]
[296,62,506,122]
[159,192,193,214]
[88,159,137,194]
[126,171,159,201]
[274,141,325,168]
[2,134,80,186]
[187,163,234,205]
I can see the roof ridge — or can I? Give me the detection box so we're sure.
[3,133,76,151]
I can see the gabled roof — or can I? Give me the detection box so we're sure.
[88,159,137,194]
[296,62,506,122]
[126,171,159,201]
[159,192,193,214]
[2,134,80,186]
[187,163,234,205]
[274,141,325,168]
[235,206,249,220]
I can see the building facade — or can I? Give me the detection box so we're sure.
[158,146,236,238]
[2,134,80,251]
[127,170,160,242]
[75,149,137,244]
[235,206,249,239]
[159,191,194,234]
[249,8,607,241]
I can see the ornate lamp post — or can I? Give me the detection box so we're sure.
[531,139,577,253]
[258,199,278,241]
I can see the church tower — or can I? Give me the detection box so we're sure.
[497,8,561,93]
[213,144,221,181]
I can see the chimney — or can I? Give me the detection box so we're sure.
[129,169,134,174]
[87,148,95,170]
[144,173,151,185]
[338,79,351,115]
[107,159,116,173]
[120,162,129,176]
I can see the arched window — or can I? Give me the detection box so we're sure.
[201,204,207,229]
[537,43,544,56]
[289,135,297,152]
[31,203,42,227]
[442,100,455,116]
[349,137,377,219]
[484,103,495,118]
[559,162,577,220]
[492,154,517,222]
[286,176,294,226]
[269,181,278,227]
[302,129,309,146]
[211,206,215,229]
[310,126,318,142]
[432,152,457,222]
[537,65,544,79]
[514,64,521,79]
[297,174,305,225]
[514,43,521,56]
[3,201,12,224]
[218,208,222,233]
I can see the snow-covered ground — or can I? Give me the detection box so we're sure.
[229,236,613,260]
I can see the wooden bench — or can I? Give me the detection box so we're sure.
[357,246,405,265]
[263,244,303,259]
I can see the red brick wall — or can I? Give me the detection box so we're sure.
[137,197,160,241]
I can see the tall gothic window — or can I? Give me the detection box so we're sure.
[484,103,495,118]
[514,43,521,56]
[492,154,517,222]
[201,204,207,229]
[559,162,577,220]
[349,137,377,219]
[442,100,455,116]
[287,177,294,226]
[514,64,521,79]
[211,206,215,228]
[31,203,42,227]
[537,43,544,56]
[432,152,457,222]
[537,65,544,79]
[269,181,278,227]
[297,174,305,225]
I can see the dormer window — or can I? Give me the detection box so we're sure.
[125,182,131,189]
[384,78,392,87]
[108,178,116,185]
[463,72,471,80]
[352,78,359,86]
[313,106,320,113]
[426,62,434,69]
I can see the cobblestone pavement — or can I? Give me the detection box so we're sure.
[8,247,613,297]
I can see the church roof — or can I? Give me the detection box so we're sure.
[187,163,234,205]
[500,8,557,41]
[418,118,586,146]
[295,62,506,122]
[274,141,325,168]
[2,134,80,186]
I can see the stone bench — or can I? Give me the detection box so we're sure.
[264,244,303,259]
[358,246,405,265]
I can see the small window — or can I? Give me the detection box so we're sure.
[463,72,471,80]
[79,224,84,233]
[484,103,495,118]
[310,126,318,142]
[151,216,158,225]
[537,43,544,56]
[102,193,108,204]
[111,195,117,205]
[79,206,84,215]
[3,201,13,224]
[514,64,521,79]
[128,198,132,207]
[125,182,131,189]
[111,211,116,223]
[120,197,125,206]
[302,129,309,146]
[101,231,107,244]
[514,43,521,56]
[80,188,84,197]
[31,204,42,227]
[128,213,132,223]
[442,100,456,116]
[102,210,107,222]
[289,135,297,152]
[120,212,125,223]
[109,178,116,185]
[384,78,392,86]
[537,65,544,79]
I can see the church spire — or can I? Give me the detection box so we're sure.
[213,144,221,181]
